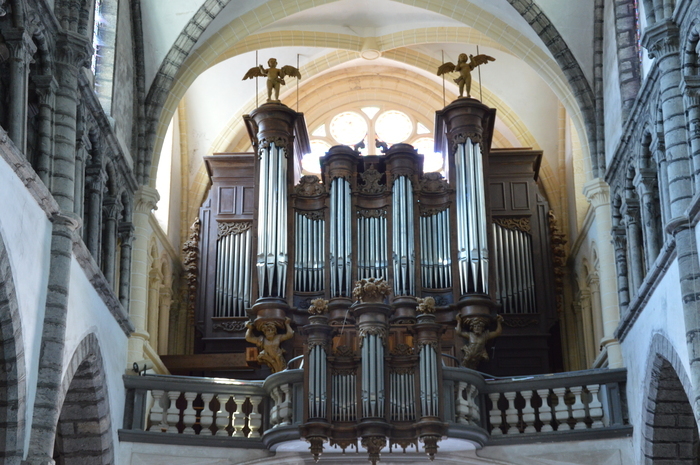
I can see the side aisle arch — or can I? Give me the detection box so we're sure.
[0,230,26,465]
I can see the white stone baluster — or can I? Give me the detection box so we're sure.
[248,396,263,438]
[215,394,231,436]
[488,393,503,435]
[503,391,519,435]
[200,393,215,435]
[467,384,479,426]
[537,389,553,432]
[165,391,181,433]
[521,390,536,433]
[232,395,248,437]
[570,386,587,430]
[279,384,292,426]
[552,387,570,430]
[269,387,280,428]
[148,390,165,432]
[182,392,198,434]
[456,382,469,424]
[587,384,604,428]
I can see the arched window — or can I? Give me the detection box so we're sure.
[91,0,118,113]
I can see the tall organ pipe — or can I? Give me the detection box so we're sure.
[256,143,288,298]
[392,176,415,295]
[215,228,252,317]
[330,178,352,296]
[455,139,489,295]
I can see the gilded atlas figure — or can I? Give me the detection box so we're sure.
[437,53,495,98]
[245,317,294,373]
[456,314,503,369]
[243,57,302,103]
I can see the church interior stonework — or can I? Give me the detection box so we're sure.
[2,0,700,464]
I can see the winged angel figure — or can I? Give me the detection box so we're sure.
[243,57,302,103]
[437,53,495,98]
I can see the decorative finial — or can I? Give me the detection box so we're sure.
[416,297,436,314]
[352,277,391,303]
[308,298,329,315]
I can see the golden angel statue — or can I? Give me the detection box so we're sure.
[437,53,495,98]
[242,57,301,103]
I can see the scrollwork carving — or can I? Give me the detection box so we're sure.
[182,218,201,326]
[359,164,386,194]
[357,208,387,219]
[213,320,247,332]
[494,217,531,234]
[419,172,451,194]
[217,221,252,239]
[294,175,325,196]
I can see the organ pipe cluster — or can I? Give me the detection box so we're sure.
[392,176,416,296]
[329,177,353,297]
[294,213,325,292]
[256,142,288,298]
[493,223,536,314]
[420,210,452,289]
[215,225,252,317]
[455,139,489,296]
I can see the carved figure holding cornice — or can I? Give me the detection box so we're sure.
[437,53,495,98]
[352,277,391,303]
[243,57,301,103]
[456,315,503,369]
[245,317,294,373]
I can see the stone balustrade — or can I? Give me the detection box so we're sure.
[120,367,629,448]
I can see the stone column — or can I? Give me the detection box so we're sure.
[127,185,159,365]
[4,29,36,154]
[612,228,631,310]
[73,118,90,220]
[118,221,134,310]
[51,32,91,212]
[587,274,606,358]
[84,164,106,259]
[621,200,645,294]
[158,286,171,355]
[613,0,642,120]
[102,196,121,288]
[644,20,700,417]
[578,290,596,367]
[635,169,663,265]
[24,212,81,465]
[31,75,58,187]
[583,179,623,368]
[680,76,700,191]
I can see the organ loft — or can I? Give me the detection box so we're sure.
[173,58,561,464]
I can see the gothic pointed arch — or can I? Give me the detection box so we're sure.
[53,333,114,465]
[0,229,26,465]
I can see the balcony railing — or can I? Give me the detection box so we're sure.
[120,367,630,449]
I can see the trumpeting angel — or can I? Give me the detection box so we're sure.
[437,53,495,98]
[242,57,301,103]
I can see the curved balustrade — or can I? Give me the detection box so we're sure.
[120,367,629,449]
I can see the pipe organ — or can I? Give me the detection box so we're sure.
[193,99,559,462]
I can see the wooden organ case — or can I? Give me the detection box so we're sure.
[192,100,560,380]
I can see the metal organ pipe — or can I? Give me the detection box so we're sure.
[330,178,353,297]
[455,139,489,295]
[492,223,537,313]
[420,210,452,289]
[294,213,325,293]
[392,176,415,295]
[215,227,252,317]
[256,143,288,298]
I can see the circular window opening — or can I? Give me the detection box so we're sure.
[302,140,332,174]
[412,137,443,173]
[375,110,413,144]
[330,111,368,146]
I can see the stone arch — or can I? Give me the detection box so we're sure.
[0,230,26,464]
[642,333,699,463]
[53,333,114,465]
[139,0,596,184]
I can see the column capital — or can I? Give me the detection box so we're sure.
[55,31,92,69]
[681,75,700,108]
[50,211,82,232]
[641,19,680,60]
[582,178,611,208]
[134,185,159,214]
[32,75,59,104]
[103,196,123,219]
[4,29,37,63]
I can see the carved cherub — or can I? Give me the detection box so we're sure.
[437,53,495,98]
[456,314,503,369]
[242,57,301,102]
[245,317,294,373]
